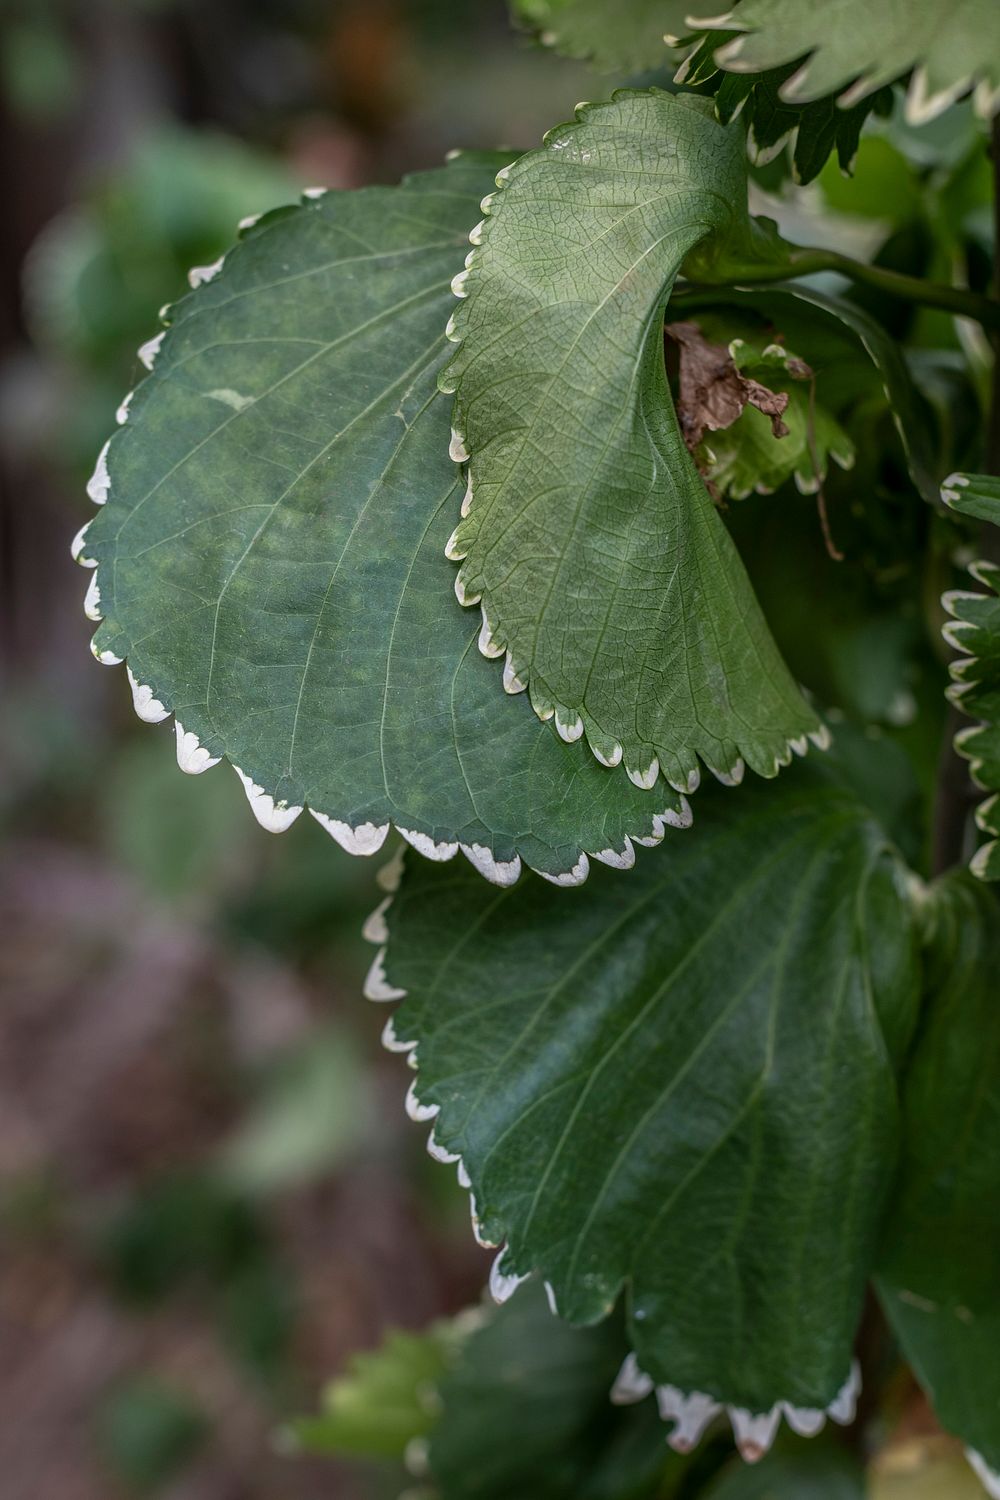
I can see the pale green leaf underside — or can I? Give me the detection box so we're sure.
[876,874,1000,1482]
[511,0,690,71]
[444,91,821,793]
[941,474,1000,881]
[381,768,920,1417]
[691,0,1000,123]
[78,157,693,887]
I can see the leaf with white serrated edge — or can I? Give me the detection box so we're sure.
[940,473,1000,881]
[374,767,921,1445]
[689,0,1000,124]
[443,91,822,794]
[876,873,1000,1491]
[510,0,692,71]
[77,156,691,887]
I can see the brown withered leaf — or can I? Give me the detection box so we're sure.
[665,320,798,452]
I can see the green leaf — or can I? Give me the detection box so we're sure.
[429,1281,687,1500]
[510,0,691,72]
[290,1318,467,1460]
[688,0,1000,125]
[703,1438,865,1498]
[444,91,822,793]
[75,155,690,889]
[373,767,921,1455]
[940,474,1000,880]
[875,873,1000,1495]
[674,282,941,506]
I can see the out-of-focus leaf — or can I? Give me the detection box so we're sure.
[95,1377,208,1492]
[510,0,691,71]
[703,1438,865,1498]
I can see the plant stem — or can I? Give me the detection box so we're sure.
[689,248,1000,330]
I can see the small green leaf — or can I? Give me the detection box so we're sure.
[445,91,821,792]
[940,474,1000,880]
[290,1319,467,1460]
[430,1281,685,1500]
[376,768,921,1452]
[875,873,1000,1492]
[689,0,1000,125]
[76,155,689,887]
[510,0,691,71]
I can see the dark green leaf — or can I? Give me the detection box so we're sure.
[374,768,921,1453]
[702,1438,865,1498]
[444,91,822,793]
[75,155,689,888]
[875,873,1000,1493]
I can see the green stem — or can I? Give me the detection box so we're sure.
[689,247,1000,331]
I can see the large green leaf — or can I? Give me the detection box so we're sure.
[372,767,921,1455]
[940,474,1000,880]
[689,0,1000,124]
[73,155,690,887]
[510,0,691,72]
[443,91,822,794]
[875,873,1000,1496]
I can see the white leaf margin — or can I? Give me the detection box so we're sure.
[361,850,862,1467]
[73,192,694,890]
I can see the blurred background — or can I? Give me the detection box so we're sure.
[0,4,600,1497]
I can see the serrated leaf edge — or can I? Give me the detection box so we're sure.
[362,857,862,1467]
[439,96,831,792]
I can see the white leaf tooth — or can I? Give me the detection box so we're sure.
[943,587,983,615]
[479,193,496,214]
[232,766,303,833]
[460,843,522,886]
[376,843,406,893]
[87,439,112,504]
[968,1449,1000,1500]
[730,1405,782,1463]
[477,606,505,660]
[468,219,486,245]
[656,1387,723,1453]
[238,212,262,231]
[709,756,745,787]
[83,572,103,621]
[381,1017,418,1055]
[457,1161,471,1190]
[502,652,527,695]
[554,708,584,743]
[495,165,511,184]
[905,65,968,127]
[445,525,468,562]
[71,521,96,566]
[976,794,999,832]
[445,311,460,342]
[537,852,589,887]
[92,642,123,666]
[592,838,635,870]
[188,256,224,288]
[309,811,390,857]
[174,720,222,775]
[826,1360,861,1426]
[543,1281,558,1315]
[971,842,997,880]
[426,1129,460,1165]
[302,186,327,199]
[591,738,623,768]
[460,480,474,517]
[489,1251,528,1305]
[126,667,169,724]
[808,723,832,751]
[611,1353,655,1406]
[943,620,976,651]
[363,946,407,1002]
[397,827,459,862]
[444,147,463,161]
[464,248,475,270]
[469,1196,495,1249]
[362,896,393,945]
[116,392,134,425]
[789,736,809,758]
[627,757,659,791]
[664,795,693,830]
[782,1403,826,1438]
[137,332,165,370]
[405,1079,438,1123]
[450,269,470,298]
[449,426,469,463]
